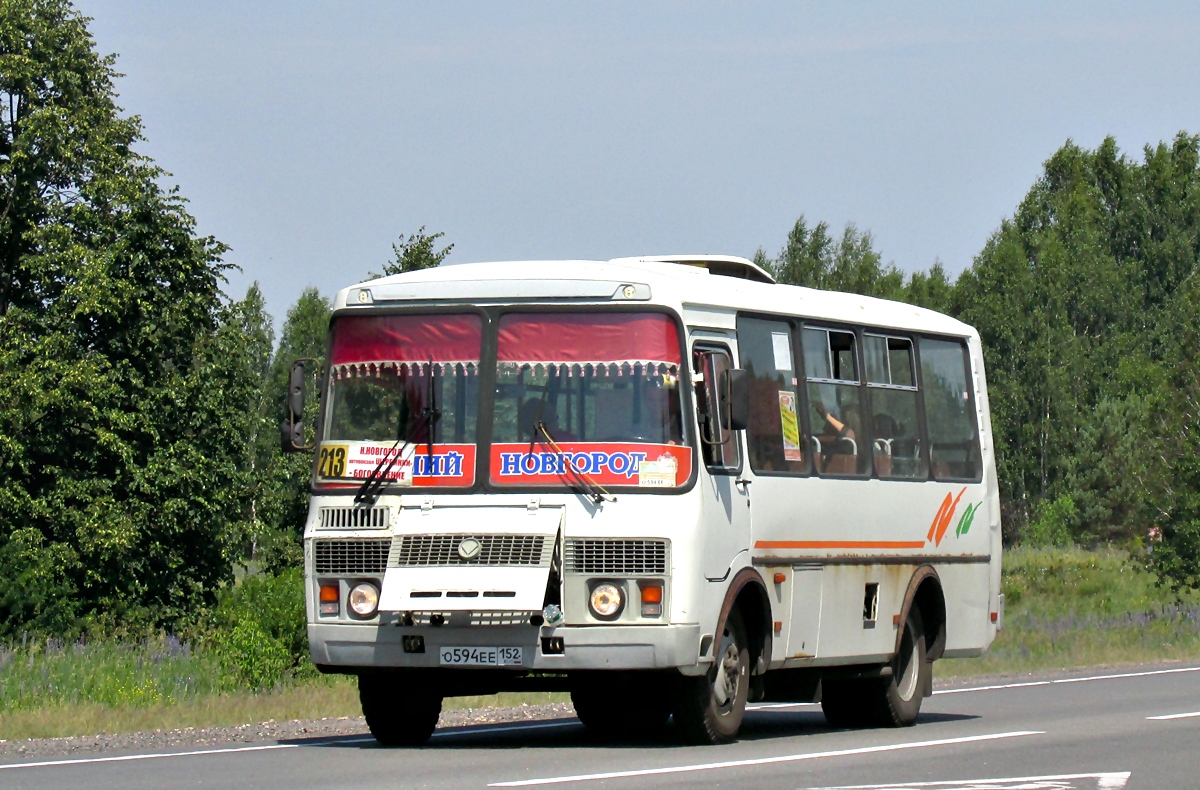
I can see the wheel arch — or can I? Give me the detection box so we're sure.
[896,565,947,662]
[715,567,773,674]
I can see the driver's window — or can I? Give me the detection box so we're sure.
[693,346,740,472]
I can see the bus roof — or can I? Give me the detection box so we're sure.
[333,256,975,338]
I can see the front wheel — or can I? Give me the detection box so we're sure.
[359,673,443,746]
[674,607,750,745]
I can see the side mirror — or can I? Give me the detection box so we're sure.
[282,358,319,453]
[288,361,307,420]
[281,419,305,453]
[721,368,750,432]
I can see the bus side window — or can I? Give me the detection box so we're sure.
[693,346,740,471]
[919,337,982,481]
[865,334,927,480]
[803,327,868,477]
[735,316,807,474]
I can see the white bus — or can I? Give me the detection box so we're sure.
[287,255,1002,746]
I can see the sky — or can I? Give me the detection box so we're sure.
[77,2,1200,330]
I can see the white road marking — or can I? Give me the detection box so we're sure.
[0,742,310,771]
[0,721,581,772]
[806,771,1131,789]
[3,665,1194,774]
[487,730,1043,787]
[934,665,1200,696]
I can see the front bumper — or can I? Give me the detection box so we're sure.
[309,621,703,671]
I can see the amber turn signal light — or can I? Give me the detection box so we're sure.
[639,582,663,618]
[319,583,339,617]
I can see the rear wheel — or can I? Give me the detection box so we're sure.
[820,608,929,729]
[359,673,442,746]
[674,607,750,745]
[877,607,928,727]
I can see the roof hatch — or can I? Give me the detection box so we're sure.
[608,255,776,284]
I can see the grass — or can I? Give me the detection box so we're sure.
[3,547,1199,741]
[940,545,1200,677]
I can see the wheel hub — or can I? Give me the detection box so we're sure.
[714,640,740,707]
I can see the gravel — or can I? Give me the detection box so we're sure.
[0,702,577,762]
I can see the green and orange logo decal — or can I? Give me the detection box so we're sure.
[926,486,980,547]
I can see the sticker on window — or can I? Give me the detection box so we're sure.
[638,454,679,487]
[771,332,793,371]
[490,443,690,488]
[322,442,477,487]
[778,391,803,462]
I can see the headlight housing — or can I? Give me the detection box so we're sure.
[588,582,624,620]
[348,582,380,617]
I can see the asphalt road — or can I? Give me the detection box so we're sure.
[3,665,1199,789]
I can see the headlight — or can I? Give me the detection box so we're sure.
[348,582,379,617]
[589,582,623,619]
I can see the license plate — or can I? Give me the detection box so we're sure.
[439,646,523,666]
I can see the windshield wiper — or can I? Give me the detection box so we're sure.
[532,421,615,505]
[355,361,441,506]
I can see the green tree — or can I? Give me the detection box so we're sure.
[254,287,331,571]
[0,0,254,634]
[372,226,453,279]
[763,215,912,301]
[953,133,1200,545]
[226,283,275,560]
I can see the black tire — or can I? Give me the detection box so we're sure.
[877,607,929,727]
[820,608,929,729]
[819,677,874,729]
[358,673,442,746]
[674,607,750,745]
[571,679,673,736]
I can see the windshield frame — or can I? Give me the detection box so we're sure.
[311,303,699,497]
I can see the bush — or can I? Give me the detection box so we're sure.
[1151,444,1200,591]
[1024,494,1077,548]
[207,567,310,690]
[208,621,291,691]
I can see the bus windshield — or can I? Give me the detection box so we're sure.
[490,312,689,489]
[321,313,481,487]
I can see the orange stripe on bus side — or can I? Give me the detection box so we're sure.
[753,540,927,550]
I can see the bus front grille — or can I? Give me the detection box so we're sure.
[318,506,390,529]
[390,535,550,567]
[313,538,392,574]
[564,539,668,576]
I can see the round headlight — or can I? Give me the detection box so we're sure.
[589,583,623,619]
[348,582,379,617]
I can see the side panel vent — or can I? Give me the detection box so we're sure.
[314,538,392,574]
[564,539,669,576]
[319,506,390,529]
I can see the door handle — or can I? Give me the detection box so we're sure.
[735,478,752,491]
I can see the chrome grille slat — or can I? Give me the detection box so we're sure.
[390,535,550,567]
[314,538,392,574]
[564,539,668,575]
[318,506,390,529]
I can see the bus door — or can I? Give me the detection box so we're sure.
[691,339,751,580]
